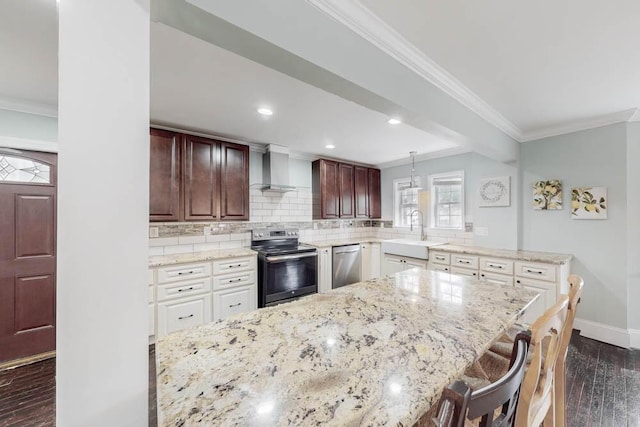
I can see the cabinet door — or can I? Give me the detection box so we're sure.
[149,128,181,221]
[450,266,479,278]
[220,142,249,220]
[360,243,372,281]
[354,166,369,218]
[338,163,355,218]
[368,168,381,219]
[183,135,219,220]
[213,286,256,321]
[314,159,339,219]
[370,243,381,279]
[516,277,554,325]
[318,248,332,293]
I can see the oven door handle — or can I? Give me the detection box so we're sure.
[266,252,317,262]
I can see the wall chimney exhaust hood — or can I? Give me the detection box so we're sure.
[254,144,296,192]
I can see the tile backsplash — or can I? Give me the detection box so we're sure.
[149,187,474,256]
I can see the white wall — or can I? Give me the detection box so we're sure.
[0,108,57,141]
[521,123,628,331]
[57,1,150,426]
[627,122,640,341]
[381,152,519,249]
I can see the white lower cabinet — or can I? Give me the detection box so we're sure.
[318,247,332,293]
[157,294,212,337]
[361,243,372,281]
[479,271,514,286]
[450,266,478,278]
[213,286,256,321]
[516,277,555,325]
[371,243,381,278]
[148,303,155,337]
[382,254,427,276]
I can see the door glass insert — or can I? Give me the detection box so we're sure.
[0,155,51,183]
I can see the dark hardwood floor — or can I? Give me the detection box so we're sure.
[1,332,638,427]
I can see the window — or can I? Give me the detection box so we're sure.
[393,177,421,228]
[429,171,464,230]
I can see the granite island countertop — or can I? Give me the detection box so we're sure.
[149,247,256,268]
[434,244,573,265]
[156,269,538,426]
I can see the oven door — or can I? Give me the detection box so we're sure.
[261,251,317,306]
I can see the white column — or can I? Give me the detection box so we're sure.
[57,1,150,426]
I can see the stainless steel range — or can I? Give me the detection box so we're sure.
[251,228,318,307]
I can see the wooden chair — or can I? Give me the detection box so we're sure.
[515,295,569,427]
[554,275,584,427]
[434,334,530,427]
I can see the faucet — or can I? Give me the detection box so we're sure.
[409,210,425,241]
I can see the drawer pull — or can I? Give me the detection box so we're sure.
[228,278,243,283]
[481,273,485,277]
[178,314,194,320]
[229,264,243,268]
[177,271,195,276]
[516,280,521,284]
[444,268,448,271]
[488,264,503,269]
[472,272,477,276]
[459,260,471,264]
[526,269,543,275]
[229,302,242,308]
[436,256,445,261]
[177,287,194,293]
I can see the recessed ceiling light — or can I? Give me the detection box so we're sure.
[387,118,401,125]
[325,144,335,149]
[257,108,273,116]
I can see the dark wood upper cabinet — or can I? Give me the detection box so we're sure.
[368,168,381,219]
[312,159,339,219]
[313,159,381,220]
[149,129,181,222]
[338,163,355,218]
[220,142,249,220]
[354,166,369,218]
[183,135,219,221]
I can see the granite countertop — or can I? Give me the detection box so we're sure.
[434,244,573,265]
[302,238,387,248]
[149,248,257,268]
[156,269,538,426]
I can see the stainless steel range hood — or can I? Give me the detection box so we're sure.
[256,145,296,192]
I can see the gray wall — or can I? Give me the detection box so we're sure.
[381,152,520,249]
[0,109,58,141]
[627,122,640,331]
[521,123,628,329]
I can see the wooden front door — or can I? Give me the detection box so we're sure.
[0,150,57,363]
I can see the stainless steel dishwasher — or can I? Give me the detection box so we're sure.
[332,244,362,288]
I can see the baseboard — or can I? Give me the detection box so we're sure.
[573,318,630,348]
[629,329,640,349]
[0,350,56,371]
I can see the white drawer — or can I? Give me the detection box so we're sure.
[430,252,450,265]
[213,256,254,274]
[479,271,514,286]
[157,262,212,284]
[213,270,256,291]
[213,285,257,321]
[148,269,155,285]
[451,254,479,269]
[157,294,212,337]
[148,303,155,337]
[479,257,514,275]
[515,261,556,282]
[451,266,479,278]
[157,277,212,301]
[148,285,154,303]
[428,262,450,273]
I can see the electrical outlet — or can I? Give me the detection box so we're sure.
[149,227,159,238]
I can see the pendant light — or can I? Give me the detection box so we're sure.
[407,151,422,191]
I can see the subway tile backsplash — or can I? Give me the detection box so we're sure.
[148,188,474,256]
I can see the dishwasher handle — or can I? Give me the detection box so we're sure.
[333,245,361,254]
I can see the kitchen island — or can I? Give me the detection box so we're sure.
[156,268,538,426]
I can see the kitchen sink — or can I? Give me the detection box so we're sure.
[381,239,445,260]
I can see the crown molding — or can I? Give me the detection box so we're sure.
[0,96,58,118]
[520,109,640,142]
[0,136,59,153]
[306,0,523,141]
[375,146,471,169]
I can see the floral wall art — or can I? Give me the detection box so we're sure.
[533,180,562,210]
[478,176,510,207]
[571,187,608,219]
